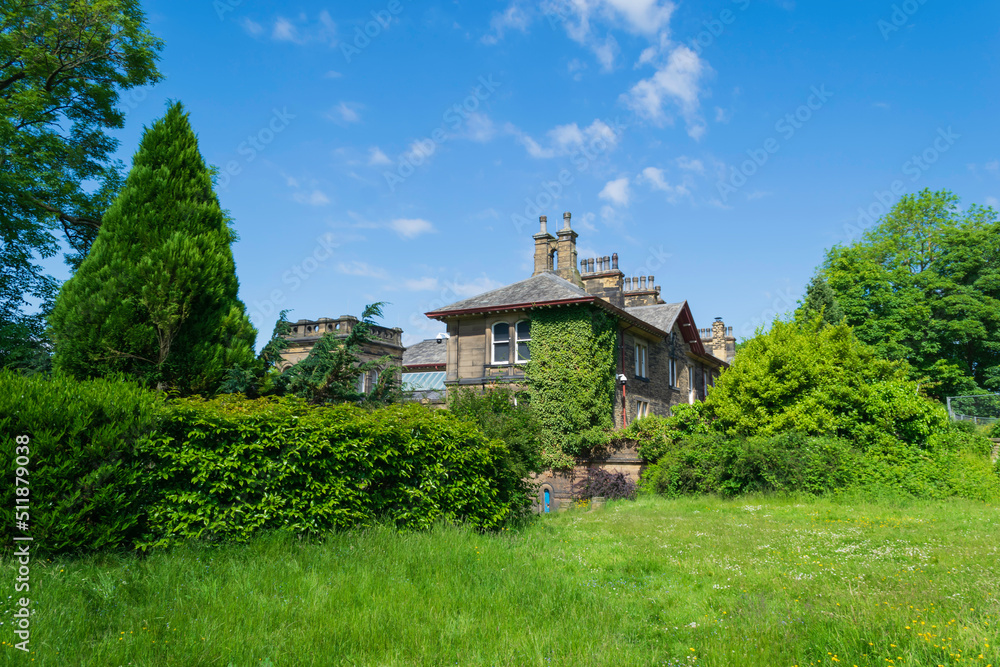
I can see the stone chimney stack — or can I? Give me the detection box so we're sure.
[532,215,557,276]
[555,211,581,286]
[711,317,728,360]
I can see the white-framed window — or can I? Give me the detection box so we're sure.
[492,322,510,364]
[372,370,380,389]
[636,400,650,418]
[668,358,677,387]
[635,342,648,378]
[356,372,366,394]
[703,367,709,396]
[688,366,696,404]
[515,320,531,363]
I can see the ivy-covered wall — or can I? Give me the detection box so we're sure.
[524,305,618,468]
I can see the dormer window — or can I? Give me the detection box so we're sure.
[515,320,531,363]
[492,322,510,364]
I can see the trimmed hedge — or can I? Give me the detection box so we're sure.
[1,373,529,555]
[0,371,164,554]
[139,396,525,550]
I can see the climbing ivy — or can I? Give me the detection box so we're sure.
[524,305,618,468]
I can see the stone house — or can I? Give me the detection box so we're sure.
[424,212,731,511]
[279,315,404,394]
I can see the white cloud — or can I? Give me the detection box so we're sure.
[367,147,392,166]
[675,156,704,173]
[403,277,440,291]
[638,167,689,202]
[986,196,999,208]
[390,218,436,239]
[240,17,264,36]
[622,44,708,139]
[272,17,299,42]
[324,70,343,79]
[445,276,504,298]
[284,174,300,188]
[482,3,531,44]
[746,190,772,201]
[293,190,330,206]
[986,160,1000,176]
[329,101,362,124]
[599,177,631,207]
[337,261,388,279]
[507,119,620,159]
[461,113,496,143]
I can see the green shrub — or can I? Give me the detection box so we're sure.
[640,432,859,498]
[617,403,710,462]
[138,396,528,549]
[447,387,543,482]
[0,371,164,555]
[704,318,948,448]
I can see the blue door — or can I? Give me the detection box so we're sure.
[543,489,551,513]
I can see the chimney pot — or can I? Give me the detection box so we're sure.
[612,253,618,270]
[603,256,611,271]
[588,258,595,273]
[580,259,588,274]
[563,211,572,230]
[640,276,647,290]
[625,277,631,291]
[539,215,547,234]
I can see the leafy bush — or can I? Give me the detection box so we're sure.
[640,433,860,498]
[138,395,528,549]
[0,371,164,555]
[617,403,709,462]
[581,468,637,501]
[704,318,948,449]
[448,386,543,482]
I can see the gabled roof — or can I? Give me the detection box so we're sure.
[403,339,448,367]
[627,301,712,359]
[425,272,590,316]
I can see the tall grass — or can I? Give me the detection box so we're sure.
[2,494,998,666]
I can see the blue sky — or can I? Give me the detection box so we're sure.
[83,0,1000,347]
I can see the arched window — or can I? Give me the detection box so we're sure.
[515,320,531,363]
[492,322,510,364]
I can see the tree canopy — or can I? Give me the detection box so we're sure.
[1,0,162,367]
[48,101,256,394]
[821,189,1000,398]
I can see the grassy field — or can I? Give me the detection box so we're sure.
[2,493,999,666]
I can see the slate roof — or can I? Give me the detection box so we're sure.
[626,303,685,334]
[426,272,591,315]
[403,339,448,367]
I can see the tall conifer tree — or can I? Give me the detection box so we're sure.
[49,101,256,394]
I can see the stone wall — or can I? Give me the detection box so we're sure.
[531,439,644,512]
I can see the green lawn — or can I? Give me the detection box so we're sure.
[2,494,999,666]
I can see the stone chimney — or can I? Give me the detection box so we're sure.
[532,215,557,276]
[555,212,581,286]
[711,317,727,361]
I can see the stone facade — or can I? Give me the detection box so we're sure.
[279,315,404,393]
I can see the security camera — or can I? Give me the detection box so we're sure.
[616,374,627,384]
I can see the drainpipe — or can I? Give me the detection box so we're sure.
[620,331,628,427]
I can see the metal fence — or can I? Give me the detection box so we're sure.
[946,394,1000,424]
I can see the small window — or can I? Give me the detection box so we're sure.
[634,342,648,378]
[688,366,694,390]
[515,320,531,363]
[669,358,677,387]
[636,400,650,418]
[703,367,709,396]
[492,322,510,364]
[356,372,366,394]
